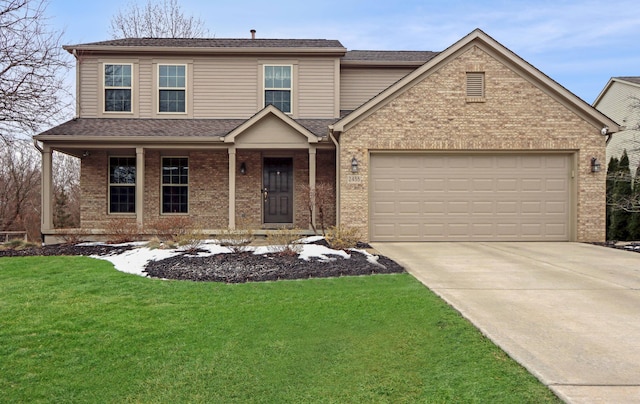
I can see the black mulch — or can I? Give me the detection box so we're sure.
[144,249,404,283]
[0,243,135,257]
[0,240,405,283]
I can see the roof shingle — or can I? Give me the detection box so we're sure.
[36,118,337,139]
[342,50,439,63]
[616,77,640,85]
[66,38,345,49]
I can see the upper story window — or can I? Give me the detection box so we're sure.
[159,65,186,113]
[264,65,292,113]
[104,64,132,112]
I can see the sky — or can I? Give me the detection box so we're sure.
[46,0,640,104]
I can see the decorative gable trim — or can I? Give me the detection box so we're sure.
[223,104,318,144]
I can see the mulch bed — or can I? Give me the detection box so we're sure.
[0,239,405,283]
[0,244,135,257]
[144,249,404,283]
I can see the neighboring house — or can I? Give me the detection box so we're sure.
[593,77,640,171]
[35,29,618,244]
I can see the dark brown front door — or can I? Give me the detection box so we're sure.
[263,157,293,224]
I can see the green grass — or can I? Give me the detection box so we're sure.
[0,256,559,403]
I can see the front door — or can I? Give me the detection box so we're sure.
[263,157,293,224]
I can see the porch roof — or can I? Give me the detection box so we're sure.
[35,117,338,141]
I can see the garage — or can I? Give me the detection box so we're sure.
[369,153,572,241]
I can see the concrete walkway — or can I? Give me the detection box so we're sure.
[371,242,640,404]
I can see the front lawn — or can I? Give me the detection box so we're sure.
[0,256,559,403]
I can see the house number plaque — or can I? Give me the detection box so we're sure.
[347,175,362,184]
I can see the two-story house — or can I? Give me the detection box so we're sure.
[35,29,618,244]
[593,77,640,171]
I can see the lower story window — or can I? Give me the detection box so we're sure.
[109,157,136,213]
[162,157,188,213]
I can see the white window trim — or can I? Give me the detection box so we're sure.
[103,63,134,114]
[160,156,189,215]
[108,156,136,215]
[263,64,294,114]
[157,64,188,115]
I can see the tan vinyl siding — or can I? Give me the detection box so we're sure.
[340,67,414,110]
[138,58,153,116]
[193,57,259,118]
[77,54,340,119]
[597,81,640,170]
[297,58,337,118]
[78,57,99,117]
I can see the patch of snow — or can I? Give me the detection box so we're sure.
[297,235,324,244]
[91,247,181,276]
[299,244,349,261]
[351,248,386,268]
[77,241,148,247]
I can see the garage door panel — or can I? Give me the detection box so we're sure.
[370,154,571,241]
[497,179,518,192]
[372,178,396,192]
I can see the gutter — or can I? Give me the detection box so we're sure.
[329,126,340,226]
[32,138,43,153]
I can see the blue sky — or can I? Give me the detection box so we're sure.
[47,0,640,103]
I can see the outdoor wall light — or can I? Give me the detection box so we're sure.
[591,157,601,173]
[351,156,359,173]
[240,162,247,175]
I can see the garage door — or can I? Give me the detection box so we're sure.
[370,154,571,241]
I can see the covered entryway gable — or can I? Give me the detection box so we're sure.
[223,105,323,228]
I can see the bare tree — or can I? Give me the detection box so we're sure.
[52,151,80,228]
[0,138,41,239]
[110,0,210,38]
[0,0,71,141]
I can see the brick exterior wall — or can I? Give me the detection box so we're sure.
[79,148,336,235]
[339,45,606,242]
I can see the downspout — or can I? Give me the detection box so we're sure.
[329,126,340,226]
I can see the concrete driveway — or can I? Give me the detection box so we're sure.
[371,242,640,404]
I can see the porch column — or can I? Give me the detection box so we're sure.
[135,147,145,229]
[41,145,54,232]
[228,147,236,229]
[309,145,317,228]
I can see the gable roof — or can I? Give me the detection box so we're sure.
[593,76,640,107]
[332,28,619,134]
[224,105,321,144]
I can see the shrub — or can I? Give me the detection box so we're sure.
[325,226,361,251]
[104,218,139,244]
[176,227,206,254]
[2,239,37,250]
[148,216,194,242]
[218,227,254,252]
[266,228,302,256]
[59,229,83,245]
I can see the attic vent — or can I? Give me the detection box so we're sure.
[466,72,485,99]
